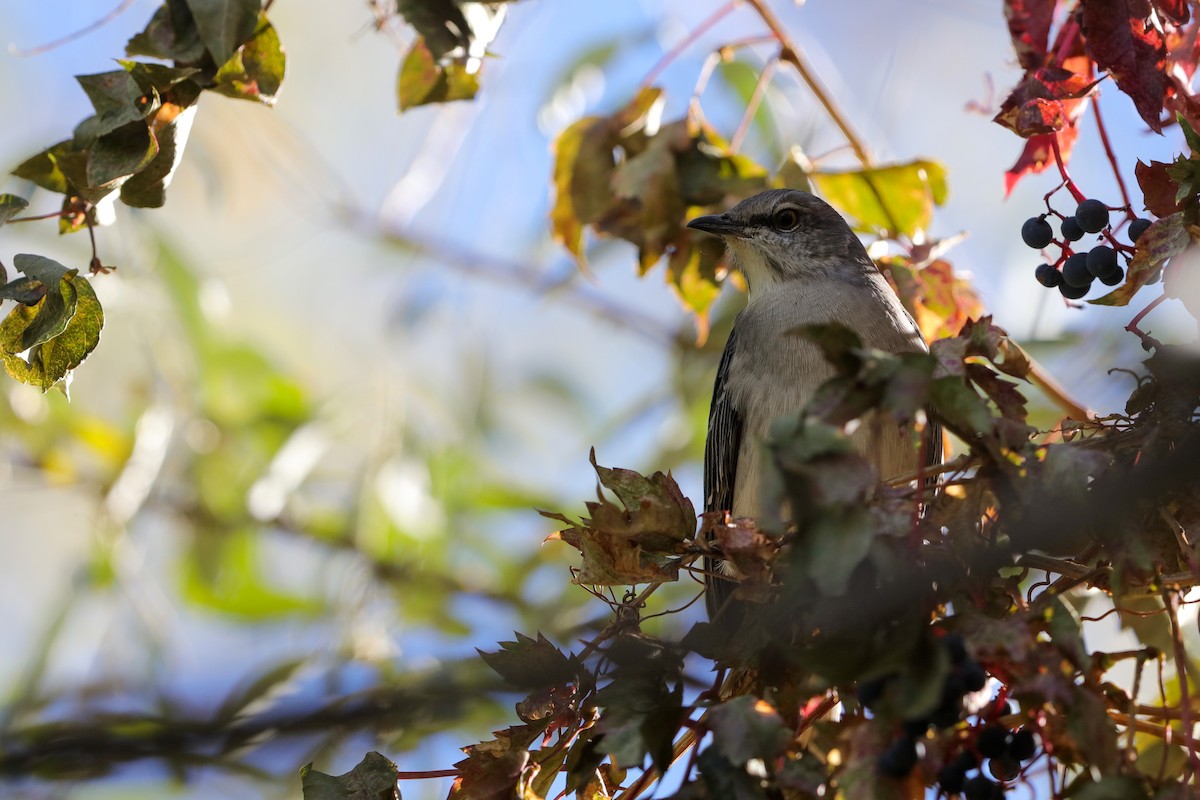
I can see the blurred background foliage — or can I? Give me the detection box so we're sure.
[0,1,1197,798]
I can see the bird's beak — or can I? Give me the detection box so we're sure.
[686,213,746,238]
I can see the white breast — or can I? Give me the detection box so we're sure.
[725,273,926,520]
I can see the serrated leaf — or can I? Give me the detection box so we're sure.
[810,159,948,238]
[212,16,285,105]
[184,0,261,65]
[708,696,791,765]
[478,632,577,689]
[0,194,29,227]
[300,752,400,800]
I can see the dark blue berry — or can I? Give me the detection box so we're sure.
[1062,253,1093,288]
[1021,216,1054,248]
[1060,216,1084,241]
[1060,281,1089,299]
[876,736,918,777]
[856,675,889,710]
[1086,245,1120,279]
[976,725,1010,758]
[1008,728,1037,761]
[1075,199,1109,233]
[962,660,988,692]
[943,633,968,664]
[1099,266,1124,286]
[1035,263,1062,288]
[963,775,1001,800]
[937,762,967,794]
[1128,217,1152,242]
[988,753,1022,781]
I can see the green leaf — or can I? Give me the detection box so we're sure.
[395,0,472,59]
[20,274,78,351]
[121,105,198,208]
[300,752,400,800]
[397,37,480,111]
[810,158,949,238]
[0,194,29,227]
[181,527,323,618]
[708,696,791,765]
[0,277,48,306]
[12,253,73,286]
[478,632,578,690]
[1178,112,1200,155]
[0,274,103,392]
[126,0,207,63]
[212,16,286,105]
[119,61,201,95]
[87,120,158,189]
[184,0,261,65]
[12,140,74,194]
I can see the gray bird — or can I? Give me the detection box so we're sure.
[687,188,940,621]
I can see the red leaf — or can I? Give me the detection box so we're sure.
[1004,127,1079,196]
[1151,0,1189,24]
[1135,158,1182,216]
[1004,0,1059,68]
[994,67,1099,136]
[1081,0,1168,132]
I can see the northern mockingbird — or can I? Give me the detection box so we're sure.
[687,189,940,622]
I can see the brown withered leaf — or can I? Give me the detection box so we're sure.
[540,450,696,585]
[1135,158,1182,216]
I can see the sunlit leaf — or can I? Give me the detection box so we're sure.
[397,36,480,111]
[212,16,286,105]
[810,159,948,238]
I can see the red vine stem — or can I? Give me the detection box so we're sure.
[396,769,458,779]
[1050,133,1087,203]
[642,2,738,88]
[8,210,67,223]
[1092,97,1134,214]
[741,0,874,167]
[1165,590,1200,784]
[1126,292,1168,343]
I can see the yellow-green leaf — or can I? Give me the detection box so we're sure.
[811,159,949,238]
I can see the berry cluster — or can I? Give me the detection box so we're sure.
[936,716,1039,798]
[863,634,989,778]
[1021,197,1152,301]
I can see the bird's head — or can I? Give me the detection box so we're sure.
[686,189,873,291]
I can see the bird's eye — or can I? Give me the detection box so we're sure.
[773,208,800,231]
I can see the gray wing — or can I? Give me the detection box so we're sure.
[703,323,743,622]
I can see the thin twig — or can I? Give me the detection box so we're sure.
[741,0,874,168]
[730,57,778,153]
[8,0,136,57]
[1166,590,1200,782]
[642,2,738,87]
